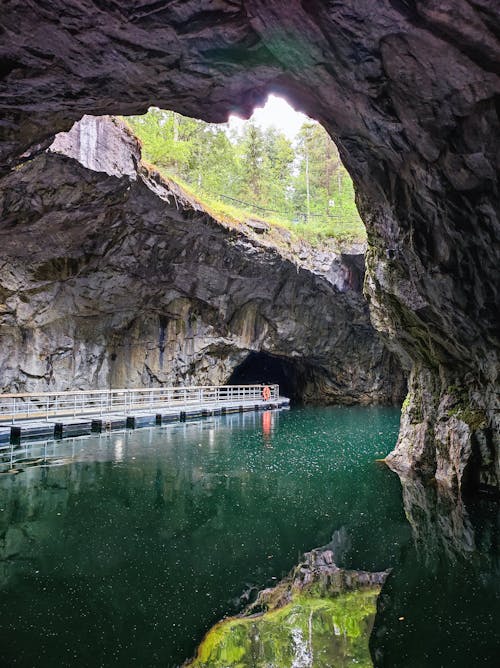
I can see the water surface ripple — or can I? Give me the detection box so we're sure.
[0,407,498,666]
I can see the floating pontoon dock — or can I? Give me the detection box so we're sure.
[0,385,289,444]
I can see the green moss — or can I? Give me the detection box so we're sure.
[187,588,380,667]
[403,386,424,424]
[409,404,423,424]
[445,385,486,430]
[448,406,487,430]
[446,384,468,407]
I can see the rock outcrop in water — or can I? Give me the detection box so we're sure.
[0,1,498,490]
[185,544,388,667]
[0,115,403,405]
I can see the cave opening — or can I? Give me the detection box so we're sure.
[227,351,309,404]
[125,94,366,244]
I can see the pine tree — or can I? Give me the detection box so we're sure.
[126,106,364,237]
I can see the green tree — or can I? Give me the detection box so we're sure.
[239,122,266,204]
[262,127,295,214]
[126,106,364,240]
[293,121,361,225]
[128,108,191,173]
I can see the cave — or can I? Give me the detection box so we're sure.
[1,5,499,668]
[228,351,310,404]
[0,2,498,492]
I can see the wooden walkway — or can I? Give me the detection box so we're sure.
[0,385,289,445]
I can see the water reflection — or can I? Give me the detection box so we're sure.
[114,437,124,463]
[0,407,497,667]
[371,472,500,667]
[400,475,476,563]
[0,410,272,473]
[262,410,274,447]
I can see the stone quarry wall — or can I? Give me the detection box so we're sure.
[0,115,404,406]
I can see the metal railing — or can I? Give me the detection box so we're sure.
[0,385,280,424]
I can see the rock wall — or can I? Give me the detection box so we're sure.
[0,115,403,405]
[0,1,498,490]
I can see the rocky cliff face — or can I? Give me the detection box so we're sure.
[0,1,498,490]
[0,115,403,405]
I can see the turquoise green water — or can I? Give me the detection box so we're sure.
[0,407,498,667]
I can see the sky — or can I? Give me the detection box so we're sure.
[227,94,311,141]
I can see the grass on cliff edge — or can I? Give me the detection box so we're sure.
[121,119,366,247]
[145,165,366,247]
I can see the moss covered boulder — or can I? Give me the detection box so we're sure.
[185,546,388,667]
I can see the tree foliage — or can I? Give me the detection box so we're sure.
[126,108,364,241]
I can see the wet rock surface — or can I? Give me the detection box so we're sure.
[247,543,389,614]
[0,115,403,405]
[185,543,389,667]
[0,1,499,488]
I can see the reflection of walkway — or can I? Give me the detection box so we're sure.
[0,409,286,474]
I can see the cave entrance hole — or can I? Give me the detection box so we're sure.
[227,351,309,404]
[125,95,366,242]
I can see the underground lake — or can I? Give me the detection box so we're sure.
[0,406,498,667]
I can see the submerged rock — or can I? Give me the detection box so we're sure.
[0,115,404,405]
[185,545,388,668]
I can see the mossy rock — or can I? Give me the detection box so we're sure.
[187,588,380,668]
[448,406,487,431]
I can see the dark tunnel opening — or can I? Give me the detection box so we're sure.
[227,351,309,404]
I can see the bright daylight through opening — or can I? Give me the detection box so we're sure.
[125,95,366,245]
[1,2,498,665]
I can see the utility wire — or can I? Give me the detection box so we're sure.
[217,194,348,221]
